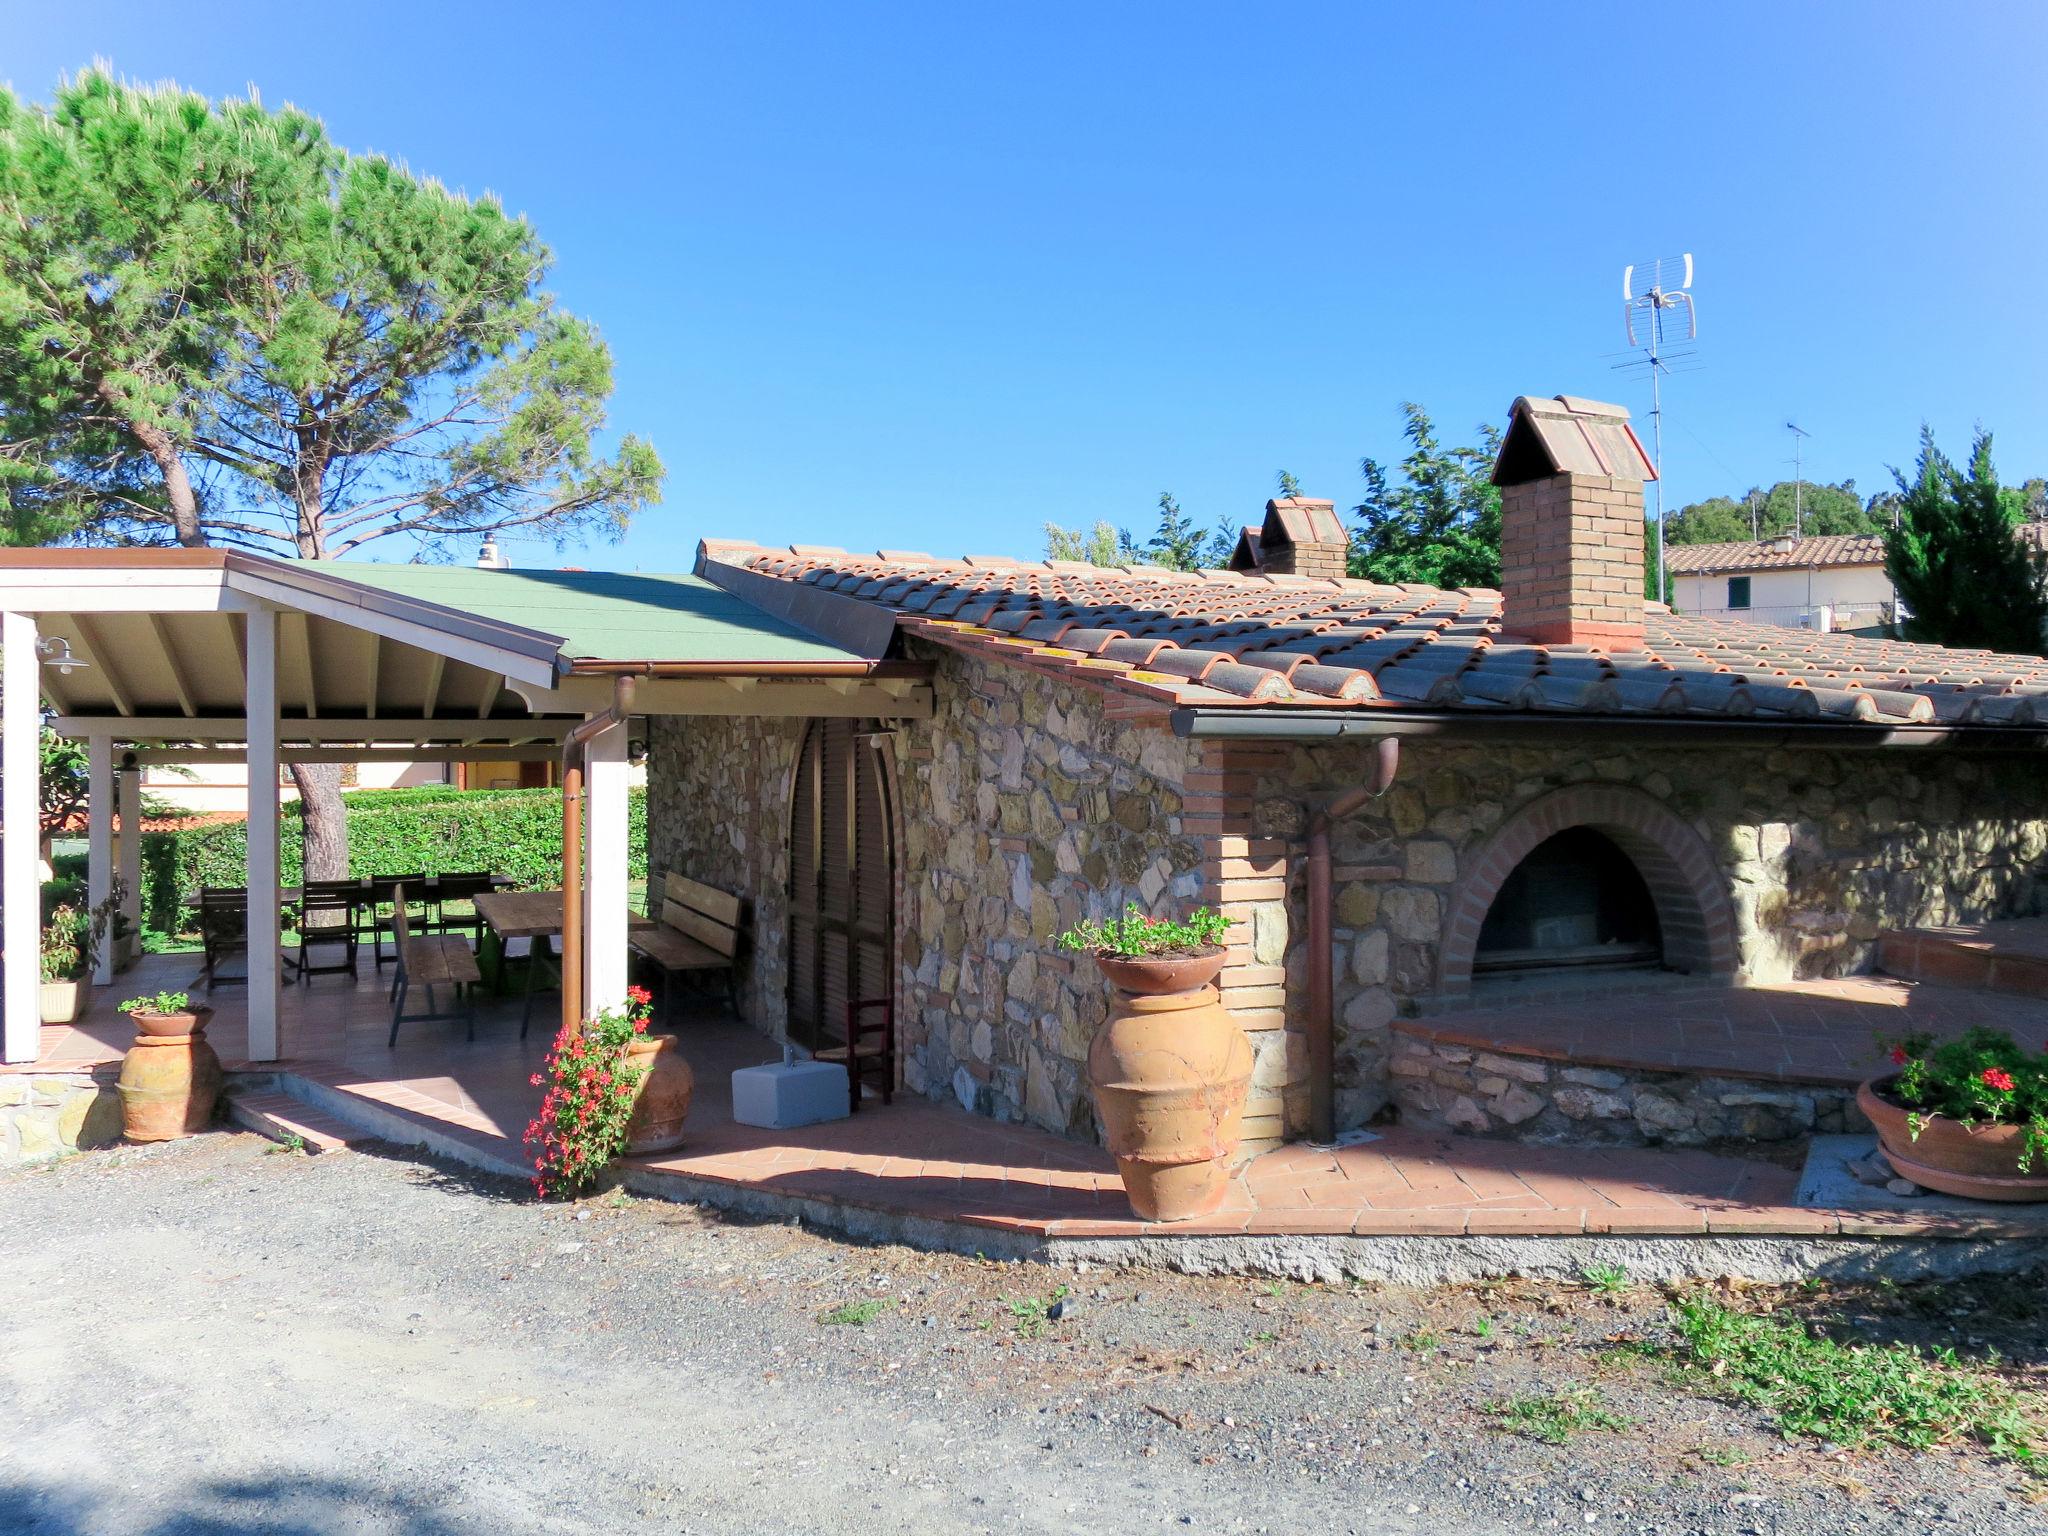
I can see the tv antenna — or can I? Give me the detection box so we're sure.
[1614,254,1698,602]
[1785,421,1809,537]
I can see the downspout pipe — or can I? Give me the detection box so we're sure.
[560,675,638,1038]
[1305,735,1400,1145]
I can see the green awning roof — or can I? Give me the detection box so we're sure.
[316,564,862,666]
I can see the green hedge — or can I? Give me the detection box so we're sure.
[139,786,647,934]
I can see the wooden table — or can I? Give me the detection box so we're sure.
[472,890,654,1029]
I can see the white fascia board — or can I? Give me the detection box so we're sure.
[0,568,243,613]
[224,567,566,687]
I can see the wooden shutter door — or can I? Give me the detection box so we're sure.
[786,719,894,1051]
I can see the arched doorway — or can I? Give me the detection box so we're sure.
[1437,783,1739,998]
[786,718,896,1050]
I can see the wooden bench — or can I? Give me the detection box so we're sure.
[630,872,746,1021]
[387,887,483,1046]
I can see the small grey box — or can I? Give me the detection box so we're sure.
[731,1059,850,1129]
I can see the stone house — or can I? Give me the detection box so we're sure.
[648,394,2048,1154]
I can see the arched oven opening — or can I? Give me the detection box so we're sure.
[1473,826,1663,977]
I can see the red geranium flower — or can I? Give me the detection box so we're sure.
[1889,1046,1909,1066]
[627,984,653,1007]
[1981,1067,2016,1092]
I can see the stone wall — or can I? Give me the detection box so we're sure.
[645,713,803,1033]
[645,640,1311,1147]
[1387,1030,1870,1146]
[0,1068,122,1166]
[1240,738,2048,1133]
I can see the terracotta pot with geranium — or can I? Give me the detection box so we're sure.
[1058,904,1252,1222]
[1862,1027,2048,1202]
[524,986,693,1199]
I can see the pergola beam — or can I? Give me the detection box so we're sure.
[51,715,580,744]
[508,676,934,719]
[126,746,567,765]
[147,614,199,717]
[69,615,135,716]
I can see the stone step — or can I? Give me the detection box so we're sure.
[226,1090,359,1154]
[1877,926,2048,1000]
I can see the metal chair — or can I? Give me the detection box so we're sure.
[297,879,360,982]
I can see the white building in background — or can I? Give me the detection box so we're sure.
[1667,533,1898,634]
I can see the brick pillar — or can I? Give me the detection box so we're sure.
[1258,497,1349,580]
[1187,741,1307,1149]
[1497,472,1648,649]
[1491,395,1658,651]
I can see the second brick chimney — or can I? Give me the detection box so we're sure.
[1253,496,1349,579]
[1490,394,1657,650]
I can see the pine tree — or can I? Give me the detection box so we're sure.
[1883,427,2047,655]
[0,69,662,877]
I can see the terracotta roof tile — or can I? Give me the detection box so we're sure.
[698,539,2048,730]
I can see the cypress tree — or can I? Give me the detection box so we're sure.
[1883,427,2047,655]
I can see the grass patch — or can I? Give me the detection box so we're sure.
[1669,1297,2039,1464]
[1580,1263,1630,1297]
[1484,1386,1633,1445]
[818,1298,895,1327]
[1006,1284,1071,1338]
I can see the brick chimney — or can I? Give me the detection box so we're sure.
[1490,394,1657,650]
[1254,496,1348,579]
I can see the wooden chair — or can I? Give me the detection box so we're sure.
[359,873,428,969]
[386,886,482,1047]
[814,998,896,1114]
[428,872,495,945]
[628,872,746,1022]
[296,879,360,982]
[196,887,249,992]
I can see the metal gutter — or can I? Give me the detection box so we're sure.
[1171,707,2048,751]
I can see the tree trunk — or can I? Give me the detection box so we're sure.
[292,762,349,886]
[98,381,205,547]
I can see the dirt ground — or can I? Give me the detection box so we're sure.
[0,1131,2041,1535]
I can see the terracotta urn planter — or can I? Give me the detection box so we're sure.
[623,1033,694,1154]
[1857,1077,2048,1203]
[118,1006,223,1143]
[1085,947,1253,1222]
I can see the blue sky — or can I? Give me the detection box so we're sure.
[10,2,2047,570]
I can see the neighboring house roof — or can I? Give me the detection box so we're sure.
[698,540,2048,729]
[1669,524,2048,577]
[1665,534,1886,576]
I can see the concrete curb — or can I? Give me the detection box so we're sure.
[250,1068,2048,1283]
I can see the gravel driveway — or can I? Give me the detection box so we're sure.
[0,1133,2039,1535]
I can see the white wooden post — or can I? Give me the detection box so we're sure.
[245,606,281,1061]
[583,719,629,1016]
[117,754,141,960]
[3,611,42,1063]
[87,734,113,984]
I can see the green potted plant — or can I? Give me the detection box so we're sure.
[1057,903,1251,1222]
[38,903,94,1023]
[1862,1028,2048,1201]
[114,989,222,1142]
